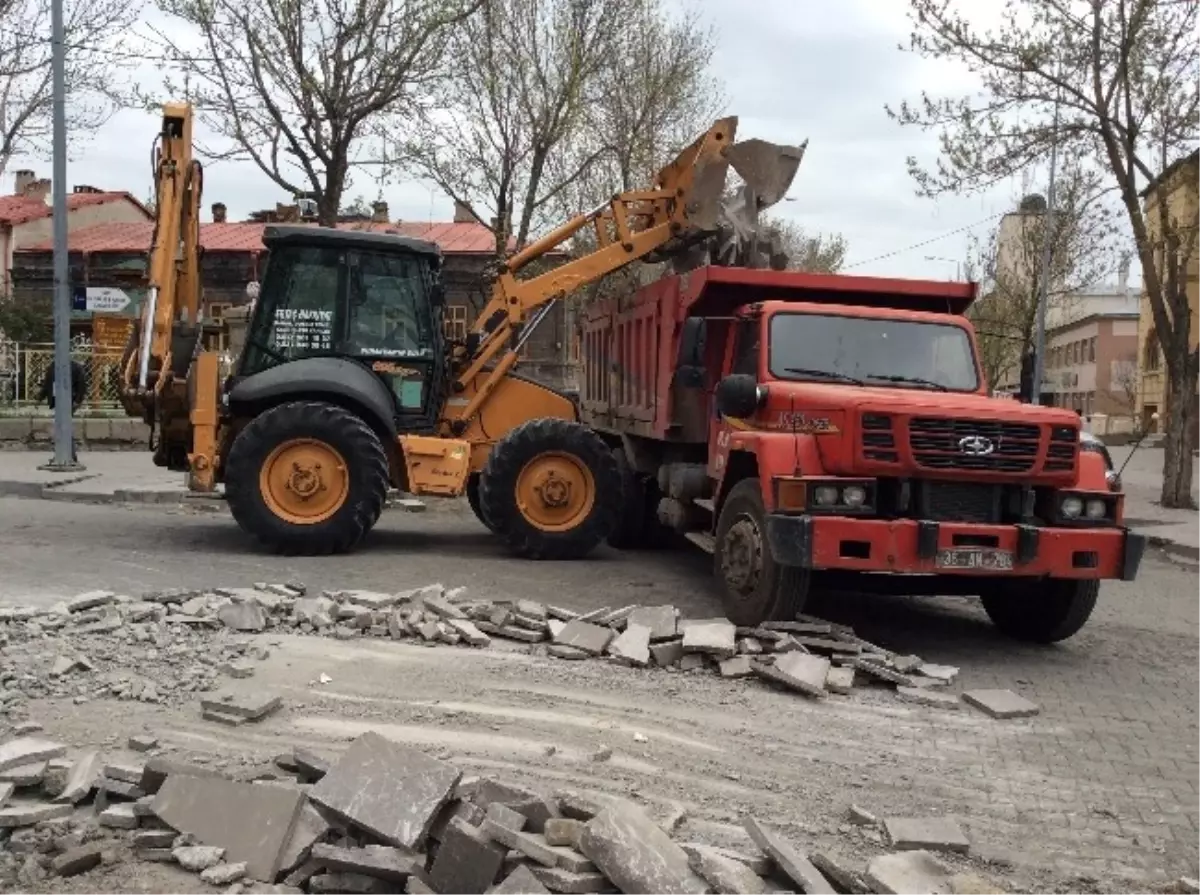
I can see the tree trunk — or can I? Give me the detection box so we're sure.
[1160,357,1199,509]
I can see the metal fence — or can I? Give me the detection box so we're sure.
[0,337,127,410]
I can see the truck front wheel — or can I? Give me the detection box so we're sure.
[480,419,621,560]
[714,478,810,626]
[225,400,389,555]
[980,579,1099,643]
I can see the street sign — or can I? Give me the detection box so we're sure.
[84,287,132,313]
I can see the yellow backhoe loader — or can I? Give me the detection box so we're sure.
[120,101,803,557]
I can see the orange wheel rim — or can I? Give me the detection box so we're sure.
[514,451,596,533]
[258,438,349,525]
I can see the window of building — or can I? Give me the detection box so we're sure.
[1144,327,1161,371]
[444,304,469,341]
[1084,391,1093,416]
[1087,337,1096,362]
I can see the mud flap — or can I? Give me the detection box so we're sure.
[1121,530,1146,581]
[765,514,814,568]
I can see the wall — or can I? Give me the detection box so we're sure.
[1042,314,1139,421]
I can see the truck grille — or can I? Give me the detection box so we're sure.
[861,413,899,463]
[1045,426,1078,472]
[919,481,1002,523]
[909,417,1040,473]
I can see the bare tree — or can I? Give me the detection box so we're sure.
[888,0,1199,507]
[0,0,141,178]
[965,162,1119,390]
[151,0,480,226]
[1106,351,1140,423]
[762,217,847,273]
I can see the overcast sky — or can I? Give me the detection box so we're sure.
[9,0,1060,281]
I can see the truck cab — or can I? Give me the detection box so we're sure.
[580,266,1144,642]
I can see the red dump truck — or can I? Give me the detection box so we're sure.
[579,265,1144,642]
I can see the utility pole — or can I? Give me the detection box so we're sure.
[39,0,83,470]
[1030,68,1063,407]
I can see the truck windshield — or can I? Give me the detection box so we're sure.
[768,313,979,392]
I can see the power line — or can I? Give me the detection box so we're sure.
[842,212,1003,271]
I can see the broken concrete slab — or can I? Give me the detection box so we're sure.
[895,686,961,710]
[607,624,651,667]
[278,800,334,874]
[736,637,764,655]
[423,595,467,620]
[174,844,228,871]
[310,731,461,850]
[626,606,678,641]
[916,663,959,683]
[551,620,613,656]
[128,735,158,752]
[577,802,707,894]
[0,800,72,827]
[447,618,491,647]
[103,762,145,784]
[310,874,396,895]
[679,844,772,877]
[718,656,755,678]
[219,601,267,632]
[752,653,830,698]
[97,802,137,829]
[744,818,835,894]
[52,843,106,877]
[291,749,330,782]
[961,689,1040,719]
[681,619,736,658]
[202,861,249,885]
[199,692,282,722]
[134,830,177,849]
[810,852,871,894]
[889,654,923,674]
[310,843,419,882]
[482,819,561,868]
[0,761,46,786]
[486,802,528,834]
[865,850,955,894]
[0,737,66,773]
[140,757,227,794]
[49,654,92,676]
[526,866,613,894]
[851,658,920,688]
[153,774,306,881]
[428,816,507,894]
[649,639,684,667]
[97,777,145,800]
[0,782,11,808]
[489,864,552,894]
[825,665,855,694]
[688,845,766,894]
[883,817,970,854]
[55,750,103,804]
[66,589,116,612]
[543,818,583,849]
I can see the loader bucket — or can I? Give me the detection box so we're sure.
[723,138,807,208]
[685,156,732,231]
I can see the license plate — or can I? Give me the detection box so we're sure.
[935,548,1014,571]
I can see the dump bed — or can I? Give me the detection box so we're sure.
[579,265,977,441]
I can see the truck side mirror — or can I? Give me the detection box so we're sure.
[715,374,762,419]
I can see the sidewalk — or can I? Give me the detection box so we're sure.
[0,450,196,504]
[1110,445,1199,561]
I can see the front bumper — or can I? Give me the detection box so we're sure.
[765,514,1145,582]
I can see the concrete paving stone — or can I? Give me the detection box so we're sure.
[625,605,677,640]
[127,735,158,752]
[883,817,970,854]
[200,692,283,721]
[290,748,330,782]
[681,619,737,658]
[49,654,92,676]
[223,660,257,679]
[429,799,485,842]
[851,658,920,687]
[0,800,71,827]
[737,637,764,655]
[865,850,954,894]
[679,843,772,876]
[810,852,871,894]
[574,606,611,623]
[174,844,228,871]
[489,864,552,894]
[0,782,11,808]
[718,655,755,678]
[309,843,420,882]
[688,845,766,894]
[283,857,325,888]
[536,838,594,874]
[543,818,583,849]
[51,842,106,877]
[406,875,437,894]
[578,802,707,894]
[607,624,651,667]
[202,861,249,885]
[98,802,138,829]
[547,644,591,660]
[526,865,613,894]
[545,605,578,621]
[487,802,529,833]
[98,776,145,800]
[889,654,924,674]
[482,818,560,868]
[499,624,546,643]
[753,653,830,698]
[547,619,566,638]
[139,757,227,794]
[134,830,177,849]
[916,663,959,683]
[310,731,461,850]
[744,818,836,894]
[219,601,267,632]
[154,774,306,882]
[308,871,395,894]
[825,665,855,694]
[961,689,1040,719]
[447,618,491,646]
[428,816,507,895]
[341,590,400,610]
[847,805,877,826]
[649,638,684,667]
[103,762,145,784]
[278,800,334,874]
[511,611,549,631]
[55,750,103,804]
[593,605,638,628]
[788,635,860,654]
[423,595,467,620]
[678,653,706,672]
[66,589,116,612]
[0,761,46,786]
[895,686,961,710]
[0,737,66,773]
[137,847,176,862]
[551,620,613,655]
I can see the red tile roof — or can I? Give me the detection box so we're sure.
[0,191,149,226]
[18,219,506,255]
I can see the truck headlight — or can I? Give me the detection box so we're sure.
[1085,498,1108,520]
[813,485,840,506]
[1060,496,1084,519]
[842,485,867,508]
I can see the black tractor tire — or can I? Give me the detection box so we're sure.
[466,472,498,533]
[607,447,647,549]
[981,578,1099,644]
[714,477,810,626]
[225,400,389,555]
[479,418,621,560]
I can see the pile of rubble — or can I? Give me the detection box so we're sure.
[0,583,1041,721]
[0,726,1000,894]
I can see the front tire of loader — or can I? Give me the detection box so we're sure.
[225,400,389,555]
[714,477,810,626]
[479,419,621,560]
[980,578,1099,644]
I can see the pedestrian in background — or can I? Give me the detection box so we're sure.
[38,359,87,460]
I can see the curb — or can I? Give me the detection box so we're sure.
[1144,534,1200,564]
[0,476,193,506]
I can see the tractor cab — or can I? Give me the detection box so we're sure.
[235,226,448,429]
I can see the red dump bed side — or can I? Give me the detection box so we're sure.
[578,266,978,440]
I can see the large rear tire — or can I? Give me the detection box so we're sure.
[981,579,1099,643]
[225,400,389,555]
[466,473,497,533]
[606,448,647,549]
[479,419,621,560]
[714,477,810,626]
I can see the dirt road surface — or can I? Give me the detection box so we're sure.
[0,495,1197,893]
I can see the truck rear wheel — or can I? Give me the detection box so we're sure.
[480,419,621,560]
[225,400,389,555]
[466,473,497,533]
[607,448,646,549]
[981,579,1099,643]
[714,477,809,626]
